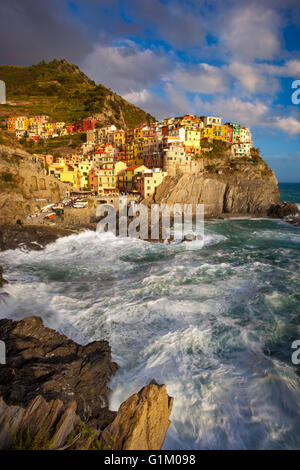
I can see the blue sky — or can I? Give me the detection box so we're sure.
[1,0,300,181]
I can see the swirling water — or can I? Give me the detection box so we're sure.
[0,217,299,450]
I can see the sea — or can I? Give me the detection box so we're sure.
[0,183,299,450]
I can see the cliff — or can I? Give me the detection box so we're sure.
[0,144,73,224]
[146,152,281,218]
[0,316,173,450]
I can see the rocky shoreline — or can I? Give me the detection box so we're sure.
[0,199,299,254]
[0,316,173,450]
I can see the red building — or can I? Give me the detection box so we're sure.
[161,126,169,137]
[142,127,156,138]
[67,125,75,134]
[226,125,233,142]
[74,118,98,133]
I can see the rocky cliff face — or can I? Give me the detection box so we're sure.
[0,145,73,224]
[100,380,173,450]
[147,154,281,218]
[0,317,118,423]
[0,316,173,450]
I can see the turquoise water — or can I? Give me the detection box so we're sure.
[0,215,299,450]
[279,183,300,208]
[0,180,299,450]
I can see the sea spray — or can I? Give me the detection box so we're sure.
[0,218,299,449]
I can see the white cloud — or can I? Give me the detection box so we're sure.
[81,41,170,95]
[165,83,193,116]
[194,95,300,136]
[263,60,300,78]
[194,96,270,127]
[123,84,193,120]
[170,63,229,94]
[221,6,282,61]
[227,62,280,94]
[271,116,300,135]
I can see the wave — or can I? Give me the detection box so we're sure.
[0,219,300,449]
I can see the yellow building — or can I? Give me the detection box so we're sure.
[201,126,213,139]
[60,169,81,189]
[202,124,230,142]
[49,162,69,178]
[133,140,144,165]
[7,117,17,132]
[139,169,168,198]
[118,165,147,192]
[78,161,92,189]
[113,130,125,146]
[185,128,201,148]
[9,116,29,131]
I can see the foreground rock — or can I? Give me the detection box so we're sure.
[0,317,118,424]
[267,202,299,218]
[0,224,76,251]
[100,380,173,450]
[267,202,300,227]
[0,316,173,450]
[0,395,80,450]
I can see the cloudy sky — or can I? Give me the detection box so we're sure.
[1,0,300,181]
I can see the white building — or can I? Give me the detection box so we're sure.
[231,142,252,157]
[202,116,222,127]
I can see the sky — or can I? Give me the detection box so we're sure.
[1,0,300,181]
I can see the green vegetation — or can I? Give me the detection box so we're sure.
[11,423,54,450]
[0,59,155,128]
[66,419,116,450]
[20,132,86,154]
[0,172,14,183]
[201,138,230,158]
[250,147,262,162]
[0,171,18,189]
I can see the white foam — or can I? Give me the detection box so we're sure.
[0,222,299,449]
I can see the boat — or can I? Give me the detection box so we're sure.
[44,212,56,219]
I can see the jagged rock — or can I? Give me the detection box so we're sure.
[0,266,7,287]
[0,395,80,449]
[0,318,173,450]
[0,316,118,423]
[100,380,173,450]
[0,224,75,251]
[267,202,299,218]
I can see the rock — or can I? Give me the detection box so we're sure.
[145,155,281,218]
[100,380,173,450]
[0,266,7,287]
[0,318,173,450]
[267,202,299,218]
[0,316,118,423]
[0,395,80,450]
[0,224,76,251]
[182,234,203,242]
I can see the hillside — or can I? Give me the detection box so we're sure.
[0,59,155,129]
